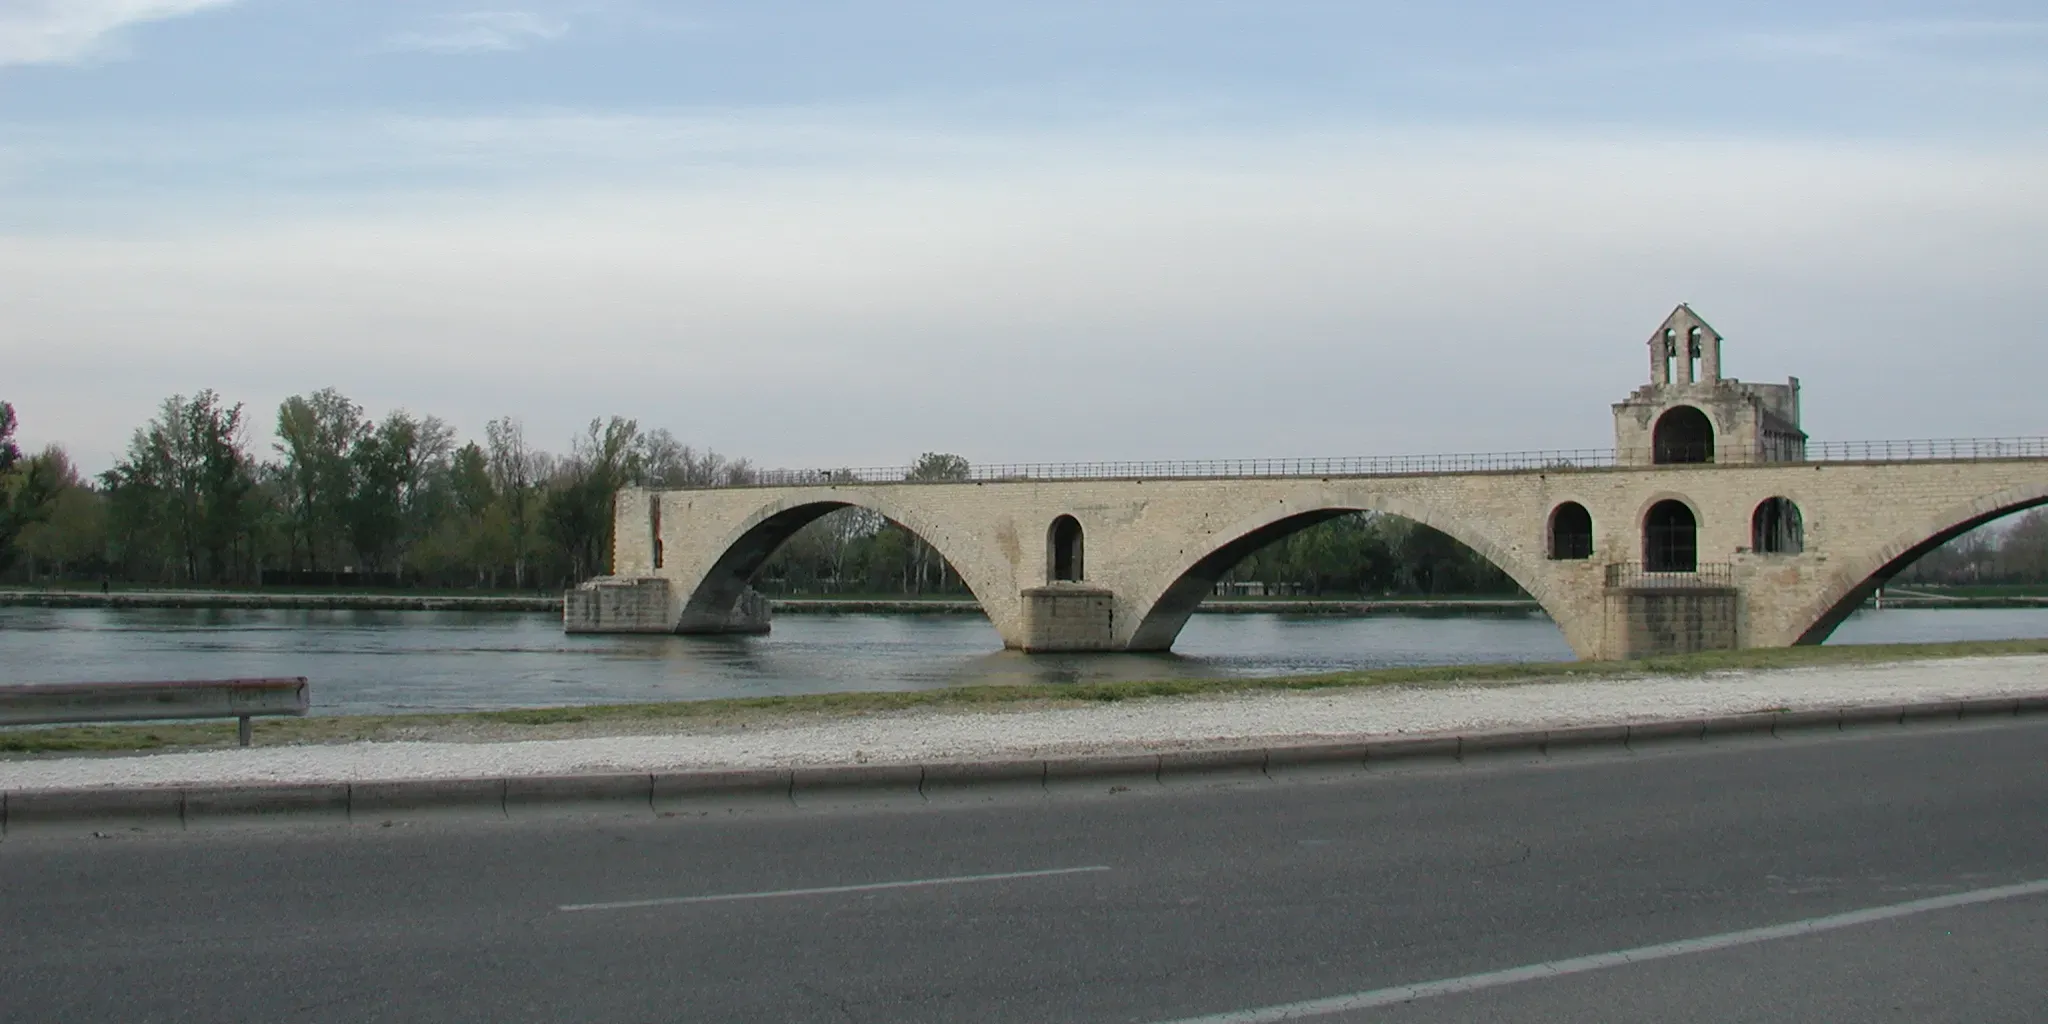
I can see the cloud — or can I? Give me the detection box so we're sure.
[1726,19,2048,61]
[0,0,235,66]
[383,11,568,54]
[4,118,2043,473]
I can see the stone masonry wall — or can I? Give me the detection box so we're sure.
[1606,589,1740,658]
[608,460,2048,658]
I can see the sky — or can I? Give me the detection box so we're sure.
[2,1,2044,474]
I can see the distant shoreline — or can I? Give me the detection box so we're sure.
[0,590,2040,615]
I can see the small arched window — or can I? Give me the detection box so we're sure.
[1048,515,1084,582]
[1549,502,1593,560]
[1752,497,1804,554]
[1687,325,1704,380]
[1662,328,1678,383]
[1644,500,1699,573]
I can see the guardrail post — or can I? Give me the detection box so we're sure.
[238,715,252,747]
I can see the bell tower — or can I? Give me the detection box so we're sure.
[1614,304,1805,465]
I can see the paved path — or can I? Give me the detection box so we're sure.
[4,656,2044,791]
[1,720,2043,1023]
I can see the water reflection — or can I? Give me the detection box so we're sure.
[0,605,2039,716]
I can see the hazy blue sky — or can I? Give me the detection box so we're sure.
[4,2,2044,470]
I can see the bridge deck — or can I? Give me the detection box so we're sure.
[664,437,2048,490]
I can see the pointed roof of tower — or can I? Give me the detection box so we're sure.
[1649,303,1722,344]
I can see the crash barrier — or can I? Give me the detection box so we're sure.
[0,677,310,746]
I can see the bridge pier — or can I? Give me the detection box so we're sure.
[1018,584,1118,652]
[566,577,770,635]
[1598,570,1741,660]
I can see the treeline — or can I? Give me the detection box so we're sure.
[28,394,2029,598]
[1,397,1530,598]
[1893,511,2048,586]
[0,391,754,590]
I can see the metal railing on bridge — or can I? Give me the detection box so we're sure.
[674,436,2048,490]
[1604,562,1736,590]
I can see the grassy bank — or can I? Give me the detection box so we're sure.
[5,638,2045,756]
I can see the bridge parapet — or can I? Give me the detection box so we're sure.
[1605,562,1735,590]
[657,437,2048,491]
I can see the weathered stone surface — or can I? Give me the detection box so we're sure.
[583,305,2047,659]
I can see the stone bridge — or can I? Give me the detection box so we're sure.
[566,306,2048,660]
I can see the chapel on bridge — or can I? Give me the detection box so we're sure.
[1612,304,1806,466]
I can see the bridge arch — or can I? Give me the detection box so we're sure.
[1122,491,1570,653]
[678,489,1011,632]
[1789,481,2048,646]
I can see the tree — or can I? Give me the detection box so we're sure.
[638,429,754,487]
[275,389,366,572]
[340,410,456,574]
[543,416,642,583]
[102,391,257,584]
[486,417,542,588]
[0,402,62,576]
[17,446,104,579]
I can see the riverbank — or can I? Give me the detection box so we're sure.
[7,589,2036,614]
[3,646,2043,791]
[0,590,561,612]
[0,590,1543,615]
[4,638,2044,759]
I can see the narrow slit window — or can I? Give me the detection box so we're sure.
[649,494,664,569]
[1049,515,1084,582]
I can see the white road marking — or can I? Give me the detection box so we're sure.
[558,864,1111,912]
[1150,877,2048,1023]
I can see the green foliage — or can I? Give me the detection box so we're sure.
[99,391,258,584]
[1896,509,2048,586]
[907,452,971,481]
[0,402,63,575]
[17,448,104,577]
[274,388,366,572]
[1213,512,1518,598]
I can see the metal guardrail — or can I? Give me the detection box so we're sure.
[1605,563,1735,590]
[0,677,309,746]
[672,436,2048,490]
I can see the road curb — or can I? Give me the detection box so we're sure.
[5,693,2045,836]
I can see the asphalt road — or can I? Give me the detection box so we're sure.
[3,720,2045,1023]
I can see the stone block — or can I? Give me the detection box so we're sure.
[1018,584,1117,651]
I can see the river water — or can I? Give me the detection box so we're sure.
[1,607,2043,716]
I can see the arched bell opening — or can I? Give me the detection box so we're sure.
[1643,500,1699,573]
[1752,497,1804,555]
[1652,406,1715,465]
[1548,502,1594,560]
[1048,514,1085,582]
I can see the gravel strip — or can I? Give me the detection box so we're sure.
[4,656,2045,792]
